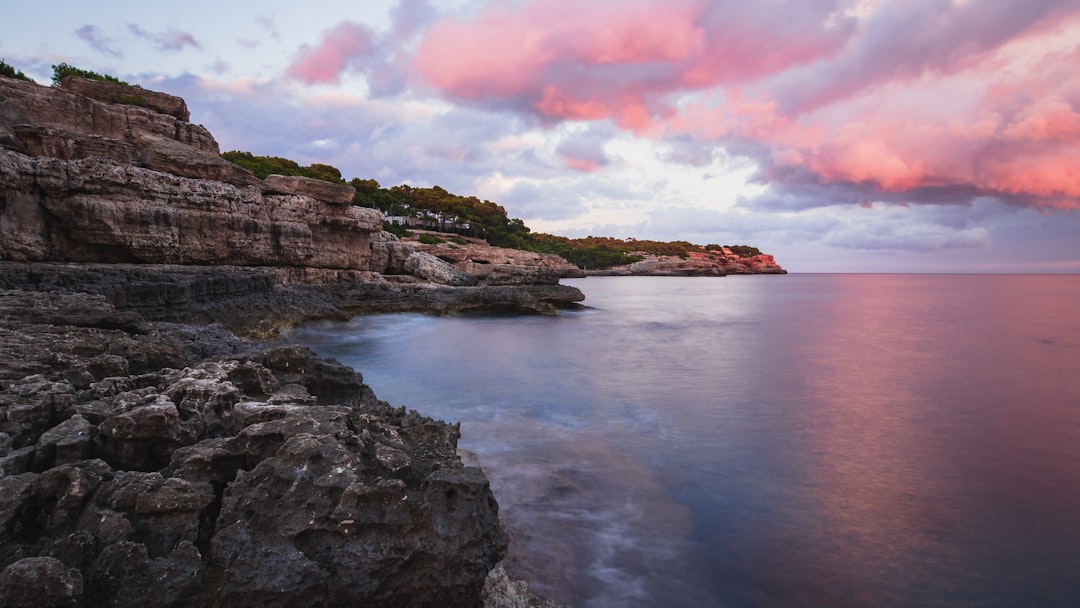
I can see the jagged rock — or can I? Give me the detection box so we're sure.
[34,415,94,470]
[405,251,477,286]
[264,174,357,205]
[483,562,564,608]
[0,556,83,608]
[369,231,416,274]
[60,76,190,121]
[0,290,508,607]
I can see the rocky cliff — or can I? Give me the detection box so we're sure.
[0,74,571,606]
[0,75,584,324]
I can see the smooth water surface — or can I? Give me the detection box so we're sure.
[286,275,1080,607]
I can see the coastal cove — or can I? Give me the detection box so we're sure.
[288,274,1080,608]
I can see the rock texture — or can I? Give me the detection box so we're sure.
[411,236,586,285]
[263,174,357,206]
[0,291,507,607]
[0,74,582,607]
[0,74,583,310]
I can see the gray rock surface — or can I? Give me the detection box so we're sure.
[0,291,508,607]
[405,251,478,286]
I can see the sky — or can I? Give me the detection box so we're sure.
[2,0,1078,272]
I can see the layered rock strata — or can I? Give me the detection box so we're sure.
[0,74,583,306]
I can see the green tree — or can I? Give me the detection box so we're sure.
[1,59,33,82]
[51,63,133,87]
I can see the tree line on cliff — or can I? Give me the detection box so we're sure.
[221,150,762,268]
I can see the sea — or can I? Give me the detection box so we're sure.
[284,274,1080,608]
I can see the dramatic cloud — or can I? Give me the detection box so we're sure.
[287,21,375,84]
[414,0,1080,213]
[16,0,1075,271]
[128,24,202,51]
[75,25,121,57]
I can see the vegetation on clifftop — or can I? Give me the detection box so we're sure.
[220,150,768,269]
[1,59,33,82]
[220,151,346,183]
[50,63,136,88]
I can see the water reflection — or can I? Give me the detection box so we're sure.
[287,275,1080,607]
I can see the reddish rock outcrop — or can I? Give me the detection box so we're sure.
[589,250,786,276]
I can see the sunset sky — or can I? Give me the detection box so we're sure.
[2,0,1078,272]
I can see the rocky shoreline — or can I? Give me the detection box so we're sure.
[0,74,573,606]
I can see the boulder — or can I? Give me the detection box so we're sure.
[60,75,190,122]
[263,174,357,205]
[0,556,83,607]
[405,251,477,286]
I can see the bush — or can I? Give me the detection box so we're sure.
[51,63,135,87]
[1,59,33,82]
[383,221,412,238]
[115,93,148,107]
[418,234,446,245]
[727,245,762,258]
[450,236,469,245]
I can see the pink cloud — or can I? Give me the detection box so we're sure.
[413,0,1080,210]
[561,156,600,172]
[414,0,847,130]
[288,21,374,84]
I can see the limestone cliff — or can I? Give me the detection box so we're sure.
[0,74,584,320]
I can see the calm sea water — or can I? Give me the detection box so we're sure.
[286,275,1080,608]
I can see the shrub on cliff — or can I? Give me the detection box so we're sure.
[50,62,135,87]
[221,151,347,184]
[1,59,33,82]
[383,221,412,238]
[418,234,446,245]
[728,245,762,258]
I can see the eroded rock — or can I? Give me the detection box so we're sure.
[0,290,507,607]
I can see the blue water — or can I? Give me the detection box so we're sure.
[286,275,1080,607]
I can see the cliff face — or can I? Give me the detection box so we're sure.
[0,75,583,320]
[0,76,382,271]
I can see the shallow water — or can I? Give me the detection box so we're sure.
[286,275,1080,607]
